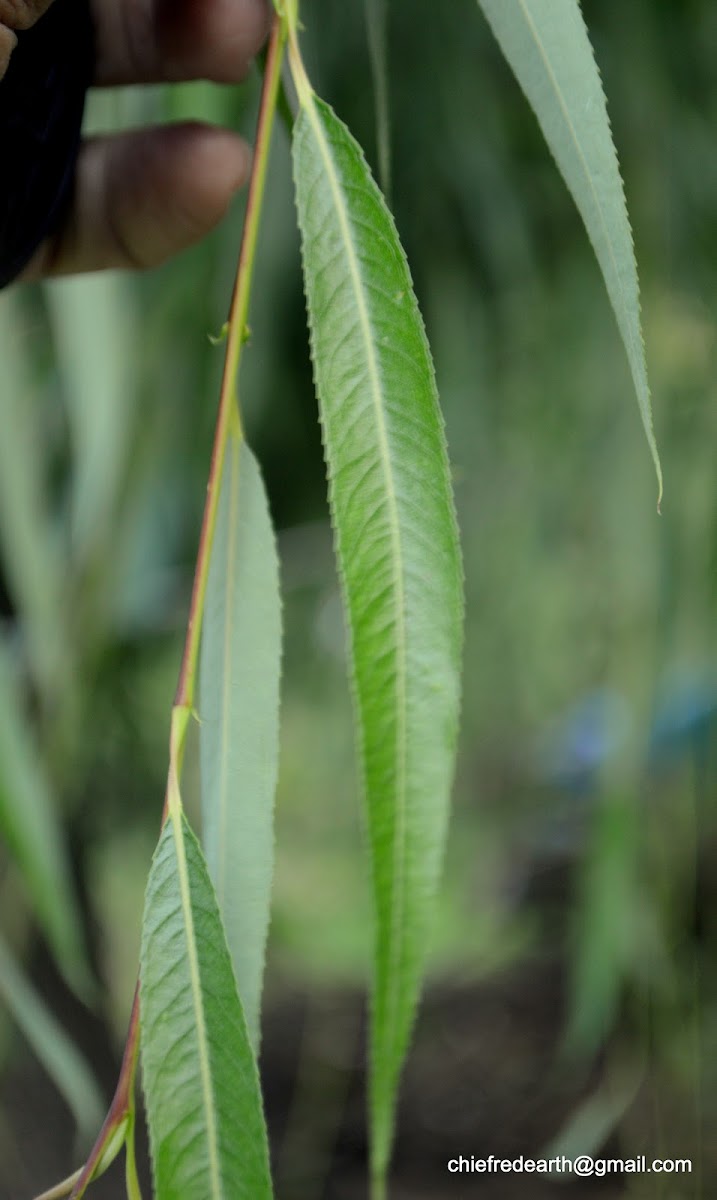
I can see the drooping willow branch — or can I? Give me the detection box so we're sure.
[37,16,289,1200]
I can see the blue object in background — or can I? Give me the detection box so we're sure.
[532,666,717,802]
[648,669,717,765]
[532,687,631,796]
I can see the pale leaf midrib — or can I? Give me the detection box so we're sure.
[302,100,409,1054]
[170,811,223,1198]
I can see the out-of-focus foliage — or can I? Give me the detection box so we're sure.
[1,0,717,1186]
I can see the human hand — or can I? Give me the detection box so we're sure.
[0,0,270,278]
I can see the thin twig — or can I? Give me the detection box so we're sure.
[55,14,288,1200]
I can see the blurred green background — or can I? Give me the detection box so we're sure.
[1,0,717,1195]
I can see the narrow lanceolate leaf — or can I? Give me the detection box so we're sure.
[0,642,88,992]
[292,94,463,1183]
[200,434,281,1051]
[475,0,662,500]
[139,812,272,1200]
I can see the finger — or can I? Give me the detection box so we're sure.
[0,0,49,80]
[0,1,53,30]
[0,23,17,75]
[22,122,250,277]
[93,0,270,86]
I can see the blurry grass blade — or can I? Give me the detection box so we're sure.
[564,794,638,1058]
[0,294,68,695]
[363,0,392,198]
[0,641,89,992]
[200,434,281,1052]
[543,1055,642,1162]
[45,275,136,559]
[292,93,464,1187]
[140,811,273,1200]
[475,0,662,500]
[0,934,103,1138]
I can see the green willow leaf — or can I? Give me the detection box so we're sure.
[475,0,662,500]
[0,934,103,1138]
[0,642,88,992]
[292,94,463,1185]
[139,811,272,1200]
[199,433,281,1052]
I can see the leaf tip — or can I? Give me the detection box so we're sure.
[654,456,663,515]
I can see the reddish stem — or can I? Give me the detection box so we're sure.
[60,13,287,1198]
